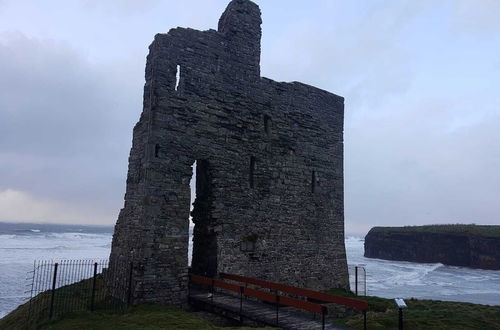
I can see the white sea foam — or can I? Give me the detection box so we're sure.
[1,228,500,319]
[0,234,17,240]
[0,227,113,318]
[345,236,500,305]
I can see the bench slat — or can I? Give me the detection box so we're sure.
[220,272,368,311]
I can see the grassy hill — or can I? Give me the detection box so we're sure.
[369,224,500,238]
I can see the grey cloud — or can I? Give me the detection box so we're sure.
[80,0,162,14]
[345,100,500,234]
[1,1,499,233]
[452,0,500,32]
[260,0,429,110]
[0,32,143,223]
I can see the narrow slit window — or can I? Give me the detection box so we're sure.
[264,115,271,135]
[175,64,181,91]
[311,170,316,193]
[154,144,160,158]
[249,156,255,188]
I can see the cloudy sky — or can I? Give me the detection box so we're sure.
[0,0,499,235]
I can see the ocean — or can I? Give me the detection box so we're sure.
[0,222,112,318]
[1,222,499,318]
[347,236,500,306]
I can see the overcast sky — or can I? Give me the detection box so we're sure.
[0,0,499,235]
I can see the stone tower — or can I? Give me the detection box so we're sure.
[109,0,348,305]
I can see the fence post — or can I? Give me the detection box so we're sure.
[127,262,133,306]
[211,279,214,304]
[187,274,191,301]
[28,260,36,319]
[49,262,58,319]
[399,308,404,330]
[321,306,327,330]
[90,262,98,311]
[239,286,244,322]
[355,266,359,296]
[275,294,280,325]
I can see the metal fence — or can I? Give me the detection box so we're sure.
[26,259,132,325]
[24,259,367,326]
[348,264,367,296]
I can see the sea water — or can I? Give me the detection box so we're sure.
[1,223,499,318]
[0,222,111,318]
[347,236,500,306]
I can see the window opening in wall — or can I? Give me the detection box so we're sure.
[241,233,258,252]
[188,161,196,266]
[175,64,181,91]
[311,170,316,193]
[154,144,160,158]
[264,115,271,135]
[250,156,256,188]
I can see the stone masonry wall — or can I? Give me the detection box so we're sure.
[109,0,348,305]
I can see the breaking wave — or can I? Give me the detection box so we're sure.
[345,236,500,305]
[1,225,500,319]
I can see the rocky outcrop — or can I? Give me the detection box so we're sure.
[364,226,500,270]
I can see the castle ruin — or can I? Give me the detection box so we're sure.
[109,0,348,305]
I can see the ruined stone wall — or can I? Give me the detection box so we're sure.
[109,0,348,305]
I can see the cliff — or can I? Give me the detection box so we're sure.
[364,225,500,270]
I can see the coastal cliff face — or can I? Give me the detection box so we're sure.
[364,226,500,270]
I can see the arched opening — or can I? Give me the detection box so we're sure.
[188,161,196,267]
[188,159,217,277]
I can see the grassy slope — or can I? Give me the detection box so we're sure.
[0,276,126,330]
[11,293,500,330]
[3,279,500,330]
[369,224,500,238]
[0,276,276,330]
[0,290,53,330]
[2,297,277,330]
[40,305,275,330]
[328,289,500,330]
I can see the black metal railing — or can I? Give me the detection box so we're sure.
[26,259,133,326]
[348,264,367,296]
[24,260,367,326]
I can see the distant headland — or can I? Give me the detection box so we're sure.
[364,224,500,270]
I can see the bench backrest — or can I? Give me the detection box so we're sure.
[219,273,368,311]
[189,273,328,315]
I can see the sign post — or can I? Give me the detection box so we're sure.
[394,298,407,330]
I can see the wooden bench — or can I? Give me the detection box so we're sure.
[220,273,368,329]
[190,273,368,329]
[190,274,330,329]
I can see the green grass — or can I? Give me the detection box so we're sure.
[39,305,276,330]
[3,278,500,330]
[0,277,276,330]
[369,224,500,238]
[327,289,500,330]
[0,276,125,330]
